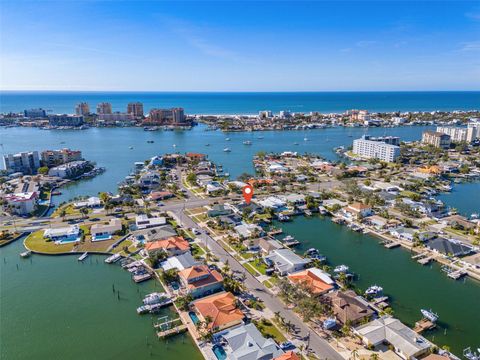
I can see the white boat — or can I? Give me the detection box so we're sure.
[304,137,309,141]
[20,250,32,258]
[172,144,176,148]
[223,148,231,152]
[105,253,121,264]
[225,137,231,141]
[129,146,134,149]
[365,285,383,297]
[243,140,252,145]
[334,265,349,273]
[257,136,264,139]
[143,292,169,305]
[293,142,299,145]
[421,308,439,322]
[471,213,479,220]
[78,252,88,261]
[463,347,480,360]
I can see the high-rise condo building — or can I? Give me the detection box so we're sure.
[24,108,47,118]
[75,102,90,115]
[3,151,40,174]
[96,102,112,115]
[422,131,451,149]
[127,102,144,118]
[352,135,400,162]
[146,108,185,125]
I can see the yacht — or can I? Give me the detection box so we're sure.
[129,146,134,149]
[147,140,154,143]
[304,137,309,141]
[223,147,231,152]
[293,142,299,145]
[205,143,210,146]
[143,292,169,305]
[78,252,88,261]
[173,144,177,148]
[463,348,480,360]
[365,285,383,297]
[334,265,349,273]
[421,309,439,322]
[225,137,231,141]
[257,136,264,139]
[243,140,252,145]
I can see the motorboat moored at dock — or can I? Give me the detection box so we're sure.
[421,308,439,323]
[78,252,88,261]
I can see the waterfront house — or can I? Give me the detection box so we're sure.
[325,290,374,325]
[287,268,335,296]
[186,152,207,162]
[441,215,476,231]
[354,316,430,360]
[213,323,284,360]
[426,237,472,257]
[138,171,161,190]
[343,203,372,220]
[3,191,38,215]
[363,215,389,230]
[160,252,198,272]
[279,194,306,206]
[144,236,190,256]
[135,214,166,230]
[179,264,224,298]
[234,222,264,239]
[389,227,416,242]
[257,196,287,211]
[44,225,80,243]
[191,292,245,332]
[264,248,310,276]
[48,160,90,179]
[73,196,101,208]
[218,214,243,227]
[90,218,122,241]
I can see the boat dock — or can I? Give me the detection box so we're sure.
[414,318,436,333]
[133,272,152,283]
[382,240,400,249]
[267,228,283,236]
[155,318,187,339]
[448,269,467,280]
[370,296,390,310]
[413,252,435,265]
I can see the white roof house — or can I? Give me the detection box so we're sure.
[354,316,431,360]
[73,196,101,208]
[234,223,263,238]
[265,248,310,275]
[215,323,284,360]
[135,214,167,230]
[160,252,198,271]
[257,196,286,209]
[90,218,122,240]
[267,163,288,173]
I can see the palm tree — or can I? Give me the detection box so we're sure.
[369,353,380,360]
[80,207,89,219]
[350,349,359,360]
[59,208,67,221]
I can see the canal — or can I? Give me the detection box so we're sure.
[277,216,480,356]
[0,238,202,360]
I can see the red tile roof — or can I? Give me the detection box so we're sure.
[144,236,190,253]
[193,292,244,330]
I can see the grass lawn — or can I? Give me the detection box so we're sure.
[254,319,287,343]
[51,204,79,218]
[25,230,76,253]
[191,243,206,257]
[244,262,260,276]
[248,259,268,275]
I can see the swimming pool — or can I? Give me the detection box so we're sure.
[93,234,112,241]
[188,311,200,325]
[212,345,227,360]
[171,282,180,290]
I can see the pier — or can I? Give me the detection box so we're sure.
[381,240,400,249]
[155,318,187,339]
[414,318,436,333]
[448,269,467,280]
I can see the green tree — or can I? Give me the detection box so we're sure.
[38,166,49,175]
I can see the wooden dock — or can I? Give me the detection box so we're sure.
[418,256,434,265]
[155,318,187,339]
[383,241,400,249]
[414,318,436,333]
[157,324,188,338]
[447,269,467,280]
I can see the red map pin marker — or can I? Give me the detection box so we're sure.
[242,185,254,204]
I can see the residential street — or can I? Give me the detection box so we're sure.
[173,208,345,360]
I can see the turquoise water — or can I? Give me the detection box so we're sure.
[188,311,200,325]
[212,345,227,360]
[278,217,480,356]
[1,91,479,114]
[0,238,202,360]
[0,125,433,204]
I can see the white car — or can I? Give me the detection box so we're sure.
[191,227,201,235]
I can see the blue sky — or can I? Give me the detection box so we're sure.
[0,0,479,91]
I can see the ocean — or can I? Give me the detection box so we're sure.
[1,91,479,114]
